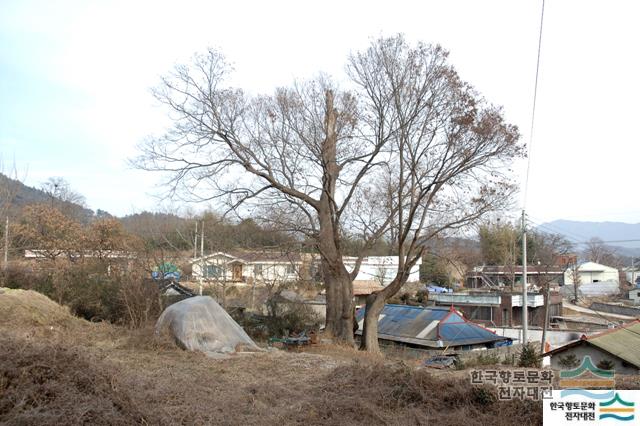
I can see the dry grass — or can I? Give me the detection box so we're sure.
[0,289,543,425]
[0,288,85,329]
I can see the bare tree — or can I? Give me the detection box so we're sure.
[526,231,573,352]
[134,35,522,347]
[351,38,521,351]
[584,237,620,267]
[41,177,86,206]
[568,262,581,303]
[41,177,89,221]
[0,161,21,271]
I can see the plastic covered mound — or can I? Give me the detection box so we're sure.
[155,296,261,355]
[0,287,84,328]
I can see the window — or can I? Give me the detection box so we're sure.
[254,264,263,276]
[286,264,296,275]
[205,264,223,278]
[469,306,493,321]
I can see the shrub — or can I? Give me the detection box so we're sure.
[596,359,615,371]
[263,302,320,337]
[476,352,501,366]
[2,260,162,327]
[518,343,541,368]
[559,354,580,369]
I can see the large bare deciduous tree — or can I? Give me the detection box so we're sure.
[349,38,521,351]
[135,35,522,348]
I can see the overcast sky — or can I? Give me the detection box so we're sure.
[1,0,638,225]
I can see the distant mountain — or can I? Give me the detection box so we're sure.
[538,219,640,254]
[0,173,95,221]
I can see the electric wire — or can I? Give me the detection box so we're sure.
[522,0,546,210]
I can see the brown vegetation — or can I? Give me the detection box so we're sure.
[0,289,543,425]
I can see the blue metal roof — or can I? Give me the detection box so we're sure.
[355,304,511,349]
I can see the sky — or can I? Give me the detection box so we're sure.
[1,0,638,225]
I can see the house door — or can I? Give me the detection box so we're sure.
[232,264,243,281]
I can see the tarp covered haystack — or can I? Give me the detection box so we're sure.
[155,296,261,355]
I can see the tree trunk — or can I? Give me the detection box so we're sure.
[359,293,385,352]
[320,257,354,344]
[360,274,410,352]
[316,89,354,345]
[322,259,340,336]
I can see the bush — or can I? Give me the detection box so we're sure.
[559,354,580,369]
[263,303,320,337]
[518,343,541,368]
[596,359,615,371]
[2,261,162,327]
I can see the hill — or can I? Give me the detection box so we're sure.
[0,173,94,220]
[539,219,640,252]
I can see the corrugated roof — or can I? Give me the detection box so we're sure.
[586,321,640,368]
[190,251,303,264]
[355,304,510,348]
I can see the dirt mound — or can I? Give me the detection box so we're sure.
[0,288,85,329]
[0,335,149,425]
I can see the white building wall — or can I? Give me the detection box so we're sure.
[563,262,619,285]
[247,262,300,282]
[344,256,422,285]
[192,254,237,281]
[191,254,300,283]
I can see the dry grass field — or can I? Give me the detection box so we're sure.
[0,289,543,425]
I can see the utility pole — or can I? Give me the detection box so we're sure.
[199,220,204,296]
[570,261,579,303]
[194,220,198,259]
[3,216,8,271]
[521,210,528,346]
[540,279,550,353]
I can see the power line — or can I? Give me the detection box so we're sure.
[526,219,589,245]
[522,0,546,210]
[523,218,640,247]
[526,216,593,243]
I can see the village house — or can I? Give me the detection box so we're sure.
[190,251,310,285]
[24,249,136,275]
[544,321,640,375]
[565,261,619,284]
[629,288,640,305]
[343,255,422,286]
[191,252,422,288]
[429,290,563,328]
[466,265,566,289]
[623,266,640,286]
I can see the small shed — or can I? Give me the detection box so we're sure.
[544,320,640,375]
